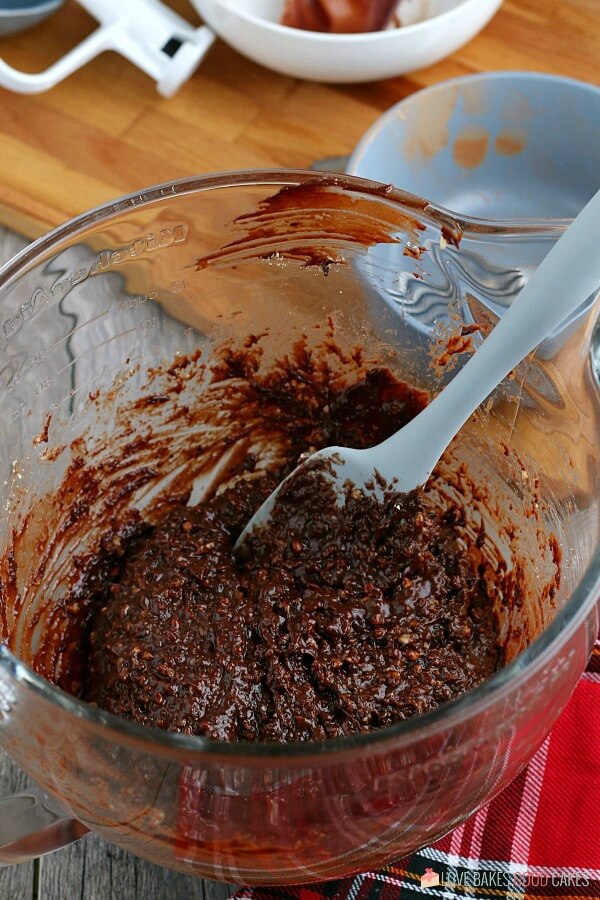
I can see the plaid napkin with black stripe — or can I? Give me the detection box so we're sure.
[234,638,600,900]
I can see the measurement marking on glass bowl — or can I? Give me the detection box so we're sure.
[50,309,110,349]
[1,226,187,345]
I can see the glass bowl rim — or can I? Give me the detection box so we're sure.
[0,167,597,760]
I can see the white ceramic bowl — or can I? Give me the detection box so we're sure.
[192,0,505,83]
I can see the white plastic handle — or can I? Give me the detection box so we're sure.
[0,0,216,97]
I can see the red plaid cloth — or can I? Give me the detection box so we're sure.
[234,638,600,900]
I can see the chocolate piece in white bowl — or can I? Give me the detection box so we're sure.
[281,0,399,33]
[192,0,505,82]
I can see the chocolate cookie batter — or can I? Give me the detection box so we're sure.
[79,366,501,742]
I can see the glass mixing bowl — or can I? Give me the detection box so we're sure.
[0,171,598,882]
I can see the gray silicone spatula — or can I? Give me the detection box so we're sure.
[236,187,600,549]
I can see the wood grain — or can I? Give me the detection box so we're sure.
[0,0,598,896]
[39,835,209,900]
[0,0,598,232]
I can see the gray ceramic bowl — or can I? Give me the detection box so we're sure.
[0,0,64,36]
[348,72,600,219]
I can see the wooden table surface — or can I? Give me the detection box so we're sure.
[0,0,598,897]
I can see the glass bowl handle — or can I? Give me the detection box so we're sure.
[0,788,88,865]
